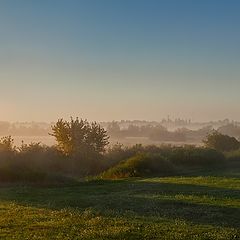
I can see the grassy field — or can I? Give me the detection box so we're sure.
[0,171,239,240]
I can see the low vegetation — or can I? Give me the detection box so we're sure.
[101,153,176,178]
[101,147,226,179]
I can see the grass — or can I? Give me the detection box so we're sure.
[0,171,239,240]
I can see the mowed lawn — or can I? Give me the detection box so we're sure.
[0,176,239,240]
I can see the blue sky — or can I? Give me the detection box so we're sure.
[0,0,240,122]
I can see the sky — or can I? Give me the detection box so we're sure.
[0,0,240,122]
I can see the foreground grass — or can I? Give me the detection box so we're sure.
[0,176,239,239]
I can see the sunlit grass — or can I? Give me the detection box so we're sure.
[0,176,239,239]
[139,176,240,190]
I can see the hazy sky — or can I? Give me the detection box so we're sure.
[0,0,240,122]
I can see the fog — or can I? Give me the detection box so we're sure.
[1,118,239,147]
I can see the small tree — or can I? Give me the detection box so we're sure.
[0,136,16,152]
[203,130,240,152]
[51,117,109,155]
[50,118,109,175]
[0,136,16,162]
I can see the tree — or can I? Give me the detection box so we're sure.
[50,118,109,175]
[203,130,240,152]
[0,136,16,162]
[51,117,109,157]
[0,136,15,152]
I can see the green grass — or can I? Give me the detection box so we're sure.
[0,175,239,239]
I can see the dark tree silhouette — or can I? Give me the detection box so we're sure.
[203,130,240,152]
[51,117,109,157]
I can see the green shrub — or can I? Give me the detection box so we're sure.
[104,143,144,169]
[101,153,176,179]
[103,144,225,179]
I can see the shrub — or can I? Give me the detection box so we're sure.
[103,144,225,174]
[101,153,176,179]
[203,131,240,152]
[103,143,144,169]
[0,139,70,183]
[168,146,225,167]
[18,142,66,173]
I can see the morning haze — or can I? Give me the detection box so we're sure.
[0,1,240,239]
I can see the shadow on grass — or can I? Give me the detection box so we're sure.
[0,179,239,228]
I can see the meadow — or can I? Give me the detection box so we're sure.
[0,170,239,240]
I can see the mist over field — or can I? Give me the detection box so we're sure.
[1,118,240,147]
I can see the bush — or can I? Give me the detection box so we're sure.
[101,153,176,179]
[203,131,240,152]
[0,139,71,183]
[167,146,225,167]
[103,143,144,169]
[0,134,227,182]
[101,144,226,179]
